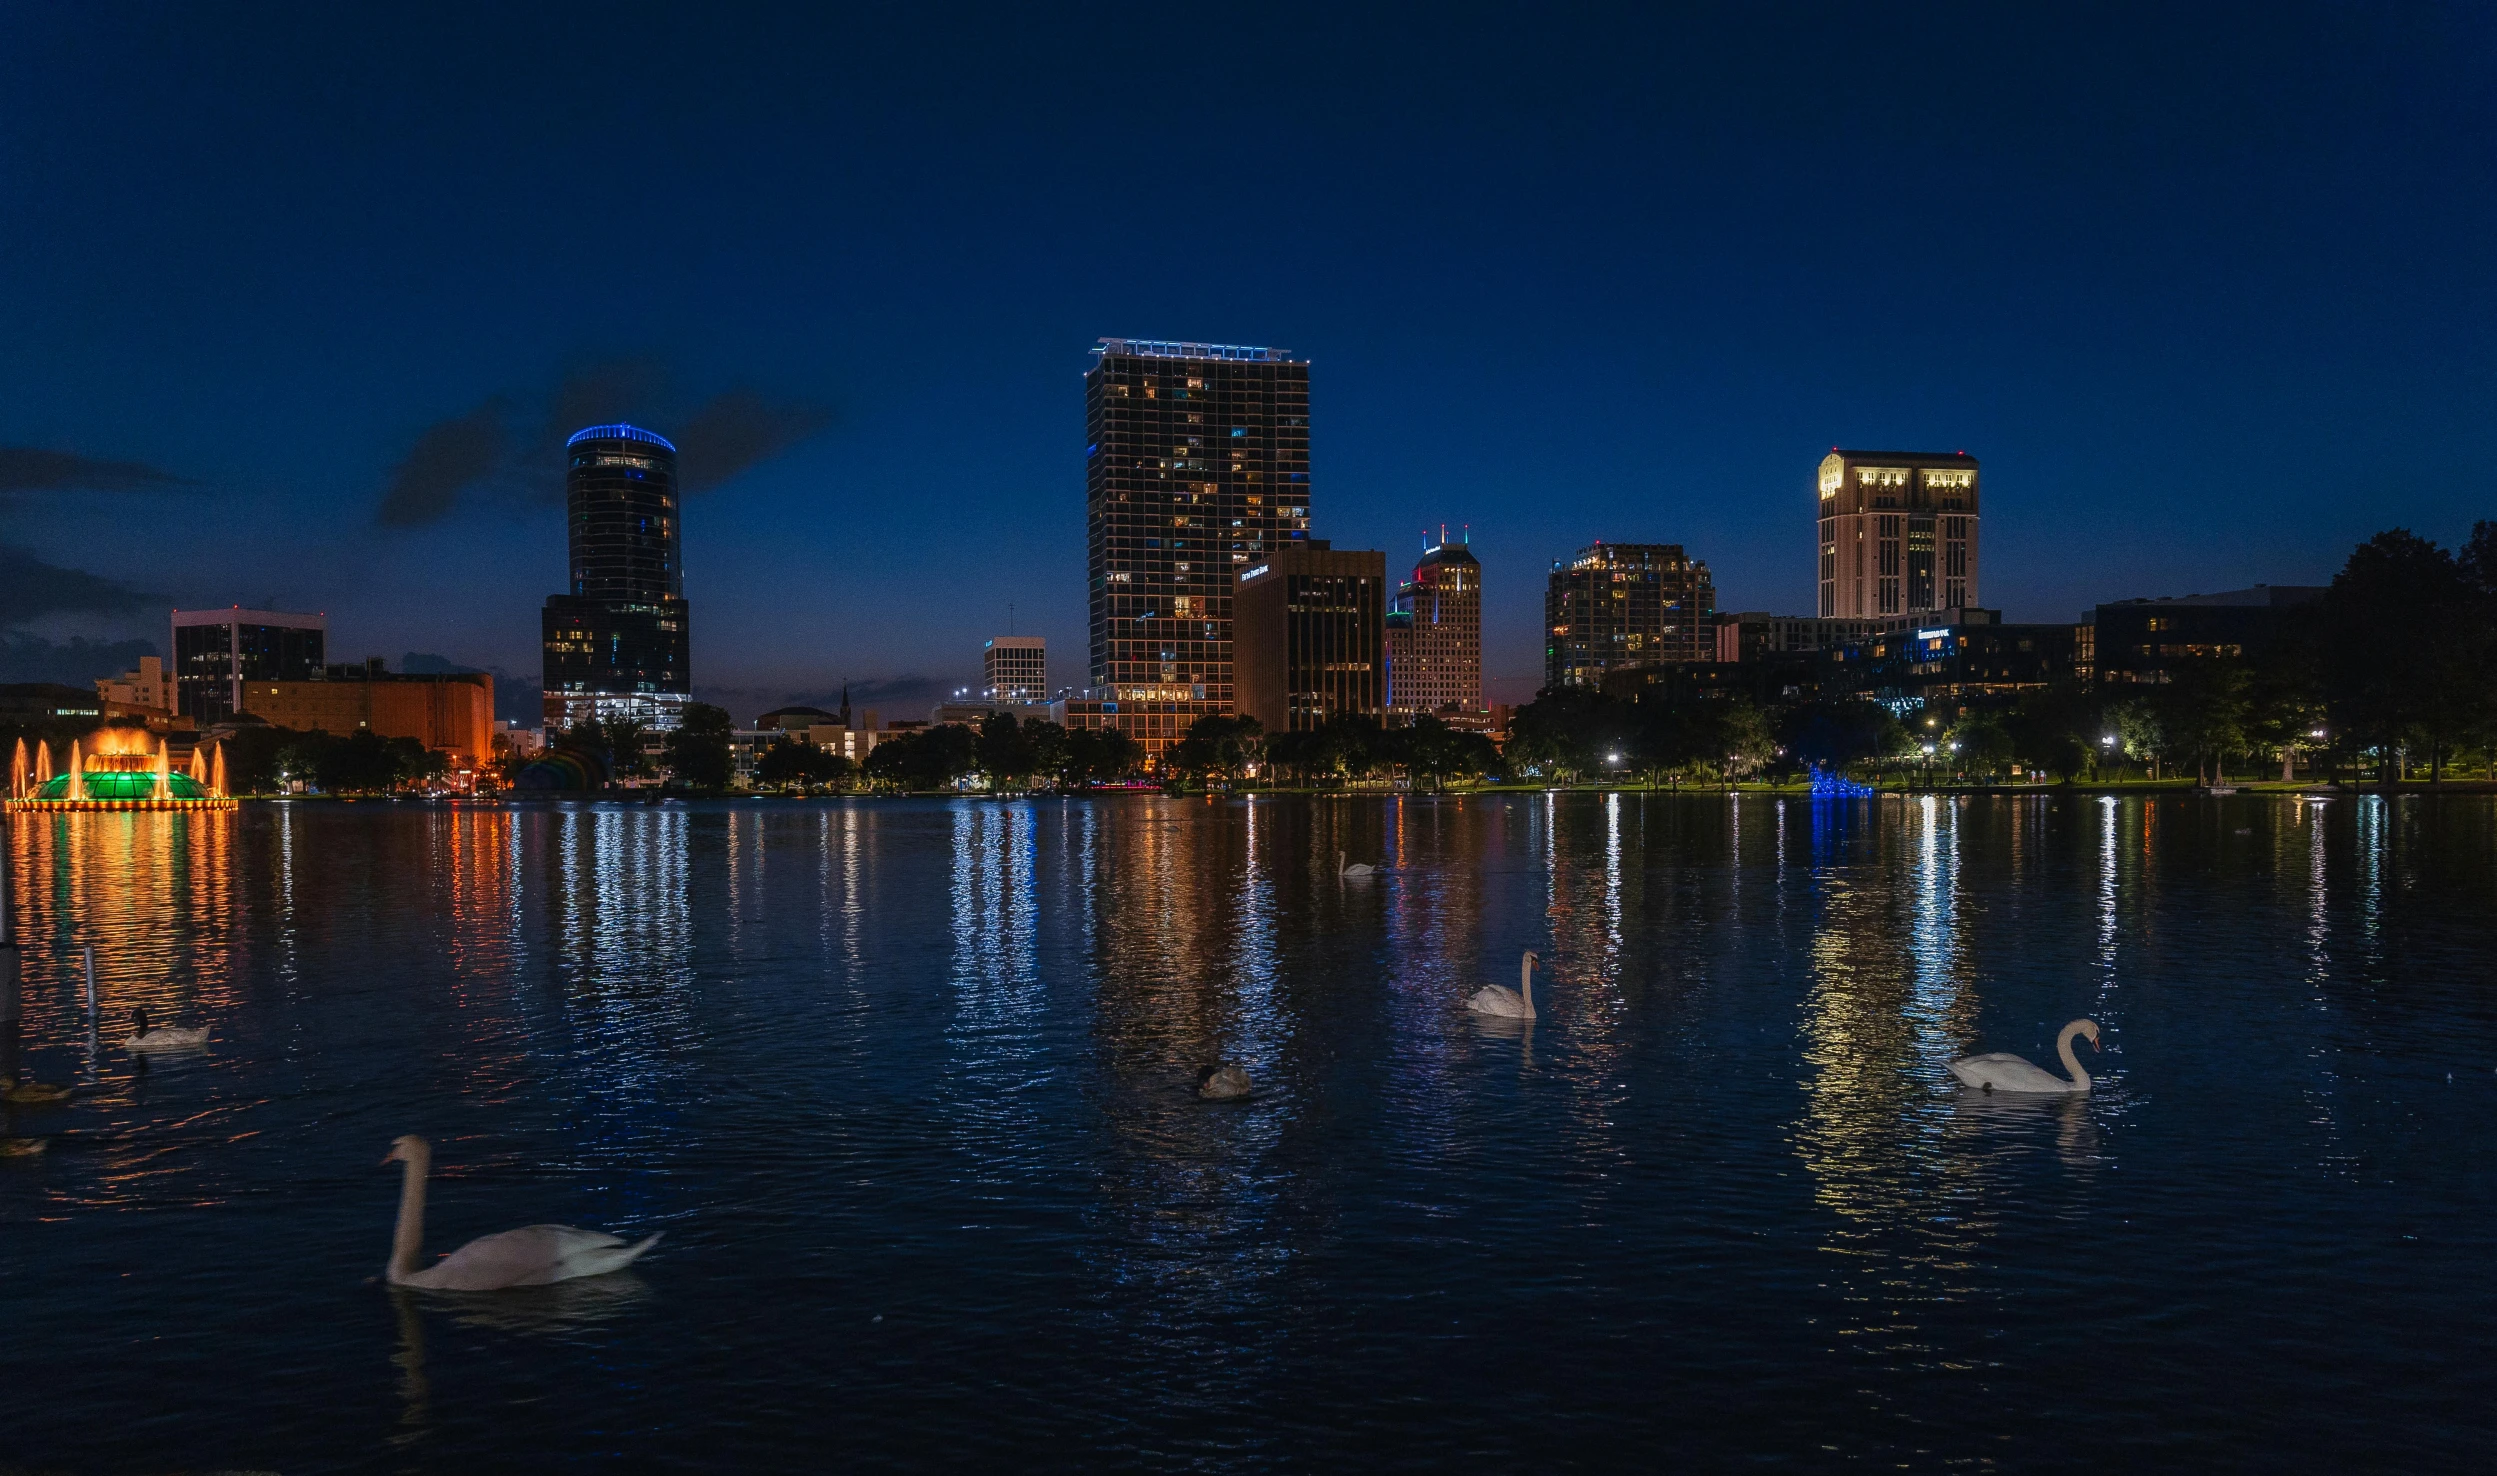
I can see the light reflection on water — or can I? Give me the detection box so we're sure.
[4,795,2495,1472]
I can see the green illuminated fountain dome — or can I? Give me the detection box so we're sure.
[35,770,210,801]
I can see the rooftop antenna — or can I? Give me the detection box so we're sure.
[1462,523,1470,544]
[1009,602,1015,636]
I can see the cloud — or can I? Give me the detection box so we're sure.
[375,359,832,527]
[534,358,668,464]
[0,447,191,493]
[676,389,834,493]
[0,544,153,626]
[0,633,158,686]
[376,399,509,527]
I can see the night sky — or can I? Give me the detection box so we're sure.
[4,4,2492,716]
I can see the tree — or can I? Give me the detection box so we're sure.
[2317,529,2488,785]
[2111,696,2167,780]
[864,723,980,791]
[1713,698,1776,785]
[1394,714,1502,789]
[604,717,651,780]
[1967,684,2095,782]
[663,703,736,789]
[977,712,1042,789]
[1950,712,2015,780]
[1164,714,1263,789]
[1503,687,1628,782]
[1059,726,1142,789]
[2153,658,2251,785]
[1776,700,1903,778]
[756,737,816,790]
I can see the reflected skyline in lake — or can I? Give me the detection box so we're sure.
[5,794,2495,1471]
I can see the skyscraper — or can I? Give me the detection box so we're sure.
[1815,449,1980,619]
[541,423,691,732]
[1385,534,1482,716]
[1082,338,1310,758]
[1543,542,1715,690]
[1234,542,1386,733]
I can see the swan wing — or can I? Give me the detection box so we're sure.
[1466,986,1528,1018]
[407,1224,661,1290]
[1949,1053,2078,1094]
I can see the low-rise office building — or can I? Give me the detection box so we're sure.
[2082,585,2323,683]
[1822,610,2077,704]
[1715,611,1914,663]
[240,662,495,775]
[1234,542,1386,733]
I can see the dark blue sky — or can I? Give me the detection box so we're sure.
[5,4,2492,713]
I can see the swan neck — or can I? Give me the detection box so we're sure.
[389,1148,429,1282]
[2058,1024,2092,1090]
[1520,958,1534,1008]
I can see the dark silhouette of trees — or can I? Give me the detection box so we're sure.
[2315,529,2490,785]
[664,703,736,789]
[1165,714,1263,788]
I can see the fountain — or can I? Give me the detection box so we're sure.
[5,729,237,812]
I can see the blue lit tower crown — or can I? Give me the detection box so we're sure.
[540,424,693,732]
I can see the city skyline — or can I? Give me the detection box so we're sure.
[5,8,2494,711]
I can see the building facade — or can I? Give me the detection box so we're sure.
[1234,543,1386,734]
[1543,543,1715,690]
[172,607,327,722]
[1385,536,1483,716]
[96,656,178,719]
[1820,610,2077,705]
[1085,338,1312,757]
[2084,585,2323,684]
[241,665,495,776]
[983,636,1047,701]
[1714,611,1916,663]
[1816,449,1981,619]
[542,423,692,733]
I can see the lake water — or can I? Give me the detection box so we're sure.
[3,794,2493,1472]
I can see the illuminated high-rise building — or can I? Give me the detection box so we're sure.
[541,423,691,732]
[1385,533,1482,715]
[1081,338,1310,758]
[1543,542,1714,690]
[1815,449,1980,619]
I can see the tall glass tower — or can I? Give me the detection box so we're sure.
[1078,338,1310,759]
[541,423,692,733]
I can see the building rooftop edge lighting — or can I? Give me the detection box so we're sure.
[1826,448,1979,464]
[1093,338,1298,364]
[566,423,678,452]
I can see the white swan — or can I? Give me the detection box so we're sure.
[1336,851,1377,879]
[124,1008,209,1051]
[1466,950,1539,1019]
[384,1136,660,1291]
[1949,1019,2101,1094]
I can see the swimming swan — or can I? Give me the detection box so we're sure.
[384,1135,660,1291]
[1949,1019,2102,1094]
[1337,851,1377,879]
[124,1009,209,1050]
[1466,951,1539,1019]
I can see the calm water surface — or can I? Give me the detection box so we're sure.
[3,794,2493,1471]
